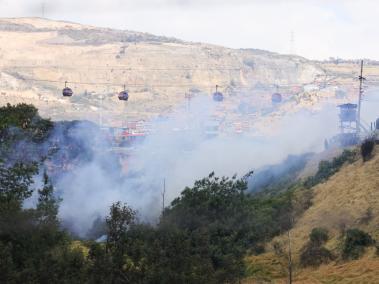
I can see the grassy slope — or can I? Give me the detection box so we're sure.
[245,252,379,283]
[245,145,379,283]
[290,145,379,252]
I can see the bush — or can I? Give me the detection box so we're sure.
[300,228,334,267]
[300,245,334,267]
[361,139,375,162]
[309,228,329,247]
[342,229,375,260]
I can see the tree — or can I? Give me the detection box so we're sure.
[106,201,136,249]
[160,173,251,283]
[0,103,53,164]
[36,171,61,227]
[0,161,85,283]
[104,202,136,283]
[0,162,38,213]
[0,103,52,141]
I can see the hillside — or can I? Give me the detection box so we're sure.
[245,254,379,283]
[245,145,379,283]
[1,103,378,283]
[289,145,379,252]
[0,17,376,131]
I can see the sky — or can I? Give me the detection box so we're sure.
[0,0,379,60]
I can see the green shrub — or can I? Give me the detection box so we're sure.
[300,228,334,267]
[309,228,329,247]
[342,229,375,260]
[361,139,375,162]
[300,245,334,267]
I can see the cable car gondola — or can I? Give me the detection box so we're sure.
[213,85,224,102]
[62,81,73,97]
[271,92,282,104]
[118,85,129,101]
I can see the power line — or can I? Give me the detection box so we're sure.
[25,78,231,88]
[0,65,242,71]
[15,79,379,92]
[4,65,379,90]
[17,77,320,89]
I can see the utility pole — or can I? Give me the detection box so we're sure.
[99,94,104,127]
[287,230,293,284]
[287,215,294,284]
[185,92,194,111]
[357,60,366,135]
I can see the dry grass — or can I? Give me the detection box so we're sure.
[244,253,287,283]
[293,253,379,284]
[287,146,379,254]
[70,240,90,258]
[296,148,343,180]
[245,147,379,283]
[244,246,379,284]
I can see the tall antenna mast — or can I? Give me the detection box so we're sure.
[357,60,366,135]
[290,30,295,55]
[41,2,45,18]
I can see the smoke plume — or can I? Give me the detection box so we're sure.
[22,95,340,236]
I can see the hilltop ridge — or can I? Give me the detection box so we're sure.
[1,17,378,137]
[0,17,366,130]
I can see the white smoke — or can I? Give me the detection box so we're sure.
[38,95,340,236]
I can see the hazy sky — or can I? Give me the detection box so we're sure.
[1,0,378,60]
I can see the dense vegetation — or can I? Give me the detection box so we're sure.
[0,157,298,283]
[0,162,76,283]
